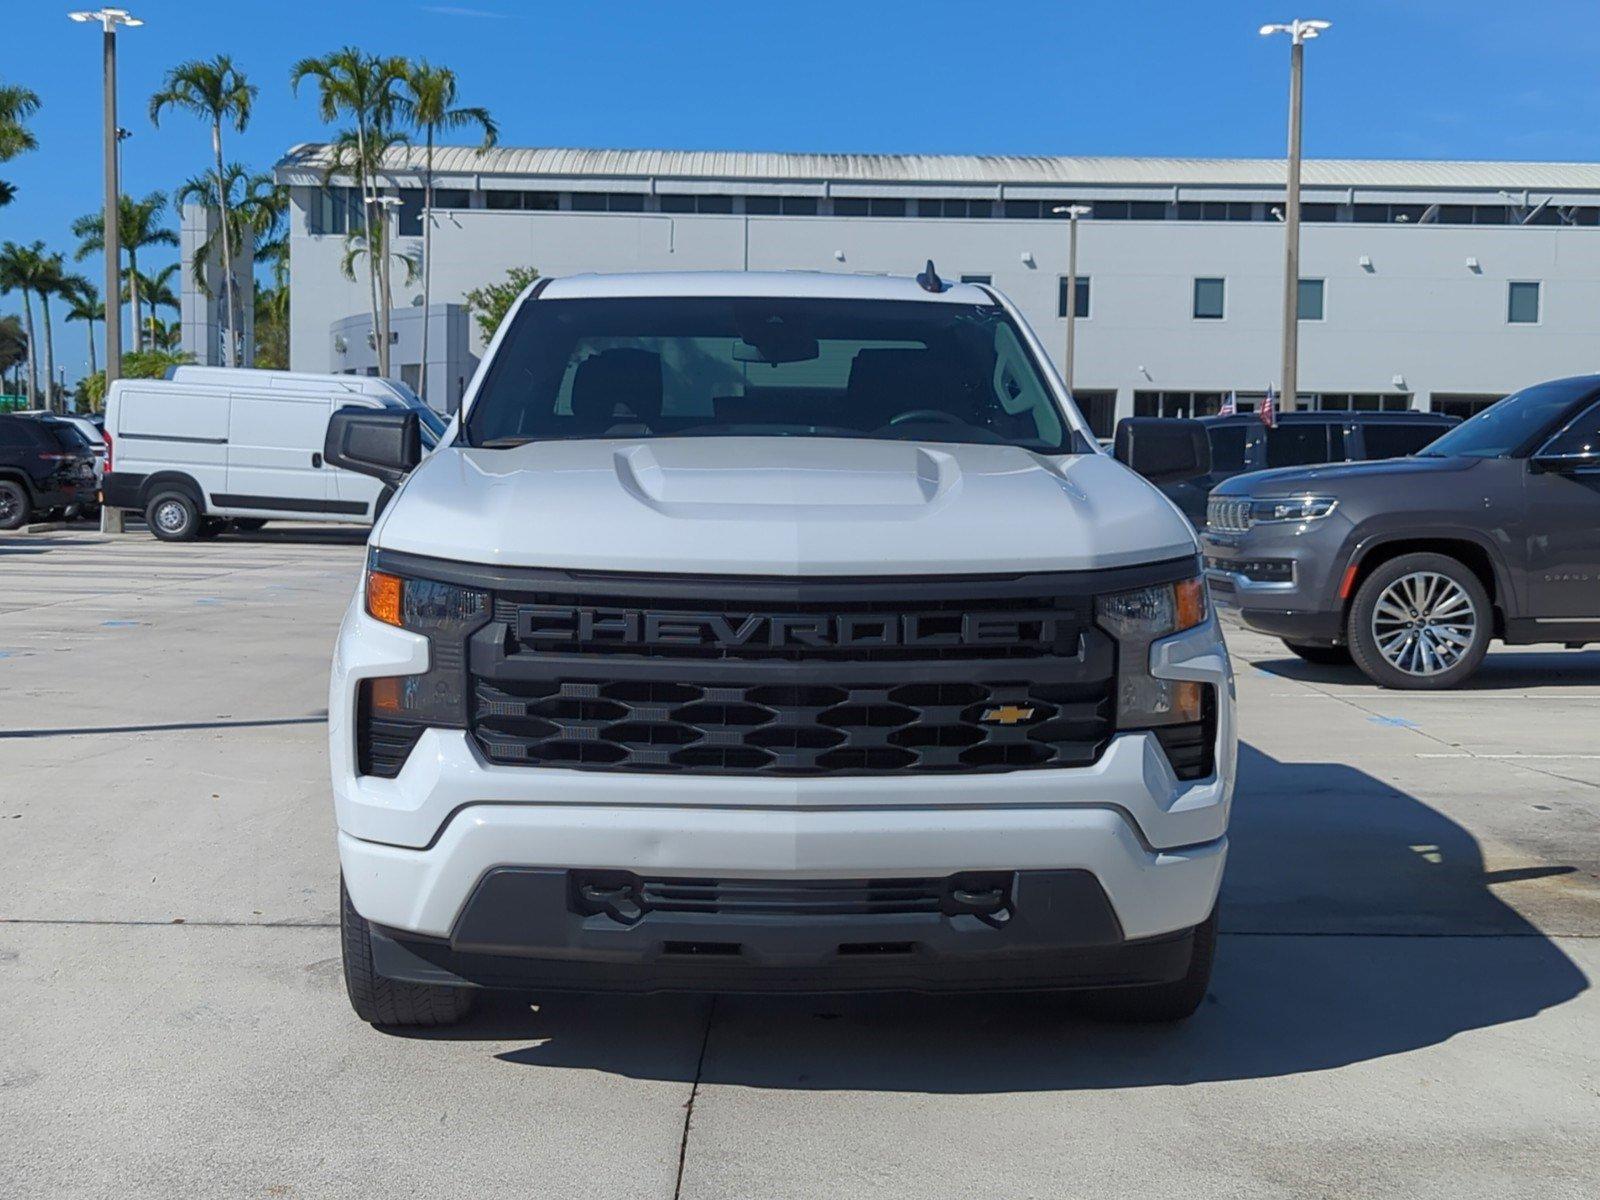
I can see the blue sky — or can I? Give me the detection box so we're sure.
[5,0,1600,384]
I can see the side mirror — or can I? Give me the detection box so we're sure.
[1113,418,1212,484]
[324,406,421,487]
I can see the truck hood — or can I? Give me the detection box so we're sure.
[375,437,1197,575]
[1219,454,1479,495]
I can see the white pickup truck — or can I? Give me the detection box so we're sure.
[325,268,1235,1026]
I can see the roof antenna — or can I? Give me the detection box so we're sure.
[915,259,945,293]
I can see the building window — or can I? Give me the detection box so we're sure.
[396,189,424,236]
[1193,277,1226,320]
[1298,278,1325,320]
[486,190,559,211]
[307,186,361,235]
[1057,276,1091,319]
[431,188,471,209]
[1310,393,1411,412]
[1430,393,1503,420]
[571,192,646,212]
[1134,391,1227,418]
[832,197,906,217]
[1300,203,1339,222]
[921,198,993,218]
[660,194,735,214]
[1508,281,1541,324]
[746,195,818,215]
[960,274,992,285]
[1070,390,1118,440]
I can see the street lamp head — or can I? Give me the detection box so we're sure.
[1051,204,1091,217]
[69,8,142,27]
[1259,18,1330,41]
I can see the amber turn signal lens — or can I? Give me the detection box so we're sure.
[366,571,404,627]
[1175,577,1207,632]
[364,675,405,714]
[1171,680,1204,723]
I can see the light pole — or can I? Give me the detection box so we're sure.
[1051,204,1091,397]
[1260,18,1329,415]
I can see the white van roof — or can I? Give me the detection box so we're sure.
[168,366,420,405]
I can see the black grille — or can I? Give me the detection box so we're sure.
[472,675,1113,775]
[572,873,1013,918]
[357,709,425,778]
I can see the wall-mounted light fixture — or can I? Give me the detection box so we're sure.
[1466,256,1481,273]
[1358,254,1373,272]
[833,249,845,262]
[1391,373,1406,389]
[1020,250,1035,267]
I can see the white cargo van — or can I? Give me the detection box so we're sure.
[103,370,446,540]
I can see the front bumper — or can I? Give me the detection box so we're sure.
[1202,513,1350,643]
[331,595,1235,985]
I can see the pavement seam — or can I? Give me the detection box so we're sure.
[673,994,717,1200]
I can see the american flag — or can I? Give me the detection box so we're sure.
[1219,391,1237,416]
[1259,384,1278,429]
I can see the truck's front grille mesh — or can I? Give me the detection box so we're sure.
[638,876,949,917]
[471,675,1114,775]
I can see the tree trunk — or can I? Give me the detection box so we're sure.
[39,291,56,413]
[19,292,37,403]
[128,251,143,355]
[354,122,385,378]
[379,206,393,380]
[87,317,97,377]
[213,122,236,369]
[419,125,433,405]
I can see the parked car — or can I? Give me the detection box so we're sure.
[324,269,1236,1028]
[1204,374,1600,688]
[1150,410,1460,526]
[102,370,445,540]
[0,414,98,530]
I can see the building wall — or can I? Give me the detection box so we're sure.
[285,196,1600,423]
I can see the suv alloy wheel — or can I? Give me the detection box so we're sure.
[1347,552,1492,689]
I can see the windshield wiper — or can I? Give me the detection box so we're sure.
[478,436,537,448]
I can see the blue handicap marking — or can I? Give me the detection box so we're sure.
[1368,715,1419,729]
[101,619,141,628]
[195,598,222,605]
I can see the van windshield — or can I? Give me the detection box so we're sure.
[462,296,1088,454]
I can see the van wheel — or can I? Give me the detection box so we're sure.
[1282,640,1352,666]
[146,492,200,541]
[0,480,31,530]
[1347,553,1491,690]
[340,879,476,1028]
[1073,906,1217,1023]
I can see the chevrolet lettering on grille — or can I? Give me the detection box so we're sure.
[517,605,1074,651]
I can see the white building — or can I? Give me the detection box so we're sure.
[270,144,1600,429]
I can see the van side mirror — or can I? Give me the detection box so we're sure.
[324,406,421,487]
[1113,418,1212,484]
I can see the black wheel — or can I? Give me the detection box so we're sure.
[0,481,32,530]
[1282,640,1353,666]
[1347,552,1491,690]
[341,878,475,1028]
[1073,906,1217,1023]
[145,491,200,542]
[230,518,268,532]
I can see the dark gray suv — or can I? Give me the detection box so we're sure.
[1202,375,1600,688]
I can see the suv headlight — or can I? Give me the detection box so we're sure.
[1249,495,1337,525]
[362,567,489,727]
[1095,577,1208,728]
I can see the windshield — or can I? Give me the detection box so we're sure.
[463,296,1087,454]
[1419,378,1596,459]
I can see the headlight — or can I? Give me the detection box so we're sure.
[1095,577,1208,729]
[362,568,488,727]
[1248,495,1337,525]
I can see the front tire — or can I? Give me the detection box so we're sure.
[340,879,476,1028]
[1073,906,1217,1023]
[0,480,31,530]
[1347,553,1491,690]
[1282,640,1353,666]
[145,491,200,542]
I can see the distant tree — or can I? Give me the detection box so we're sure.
[0,81,41,207]
[32,251,82,412]
[77,347,193,411]
[71,192,179,356]
[150,56,256,367]
[291,47,410,376]
[0,240,46,402]
[0,314,27,390]
[124,263,180,350]
[64,279,104,377]
[464,265,541,342]
[398,61,495,404]
[176,165,286,364]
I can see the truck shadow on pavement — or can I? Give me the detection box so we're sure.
[400,742,1590,1091]
[1255,648,1600,690]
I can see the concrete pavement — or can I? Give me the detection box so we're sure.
[2,529,1595,1199]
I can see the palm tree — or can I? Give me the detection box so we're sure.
[291,48,409,377]
[0,81,41,207]
[150,56,256,368]
[72,192,179,355]
[64,279,104,377]
[175,165,286,364]
[0,314,27,392]
[125,263,179,350]
[0,240,44,402]
[398,62,495,405]
[32,252,81,412]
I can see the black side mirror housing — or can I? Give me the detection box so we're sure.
[324,407,421,487]
[1113,417,1212,484]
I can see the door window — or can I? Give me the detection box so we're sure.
[1361,423,1445,460]
[1264,424,1333,467]
[1538,401,1600,459]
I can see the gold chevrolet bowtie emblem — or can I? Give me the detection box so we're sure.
[981,705,1036,725]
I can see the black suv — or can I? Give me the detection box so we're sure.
[1157,410,1459,526]
[0,414,97,530]
[1203,375,1600,688]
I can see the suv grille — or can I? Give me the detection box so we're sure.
[472,676,1113,774]
[1207,497,1250,533]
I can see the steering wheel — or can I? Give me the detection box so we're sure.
[887,409,967,427]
